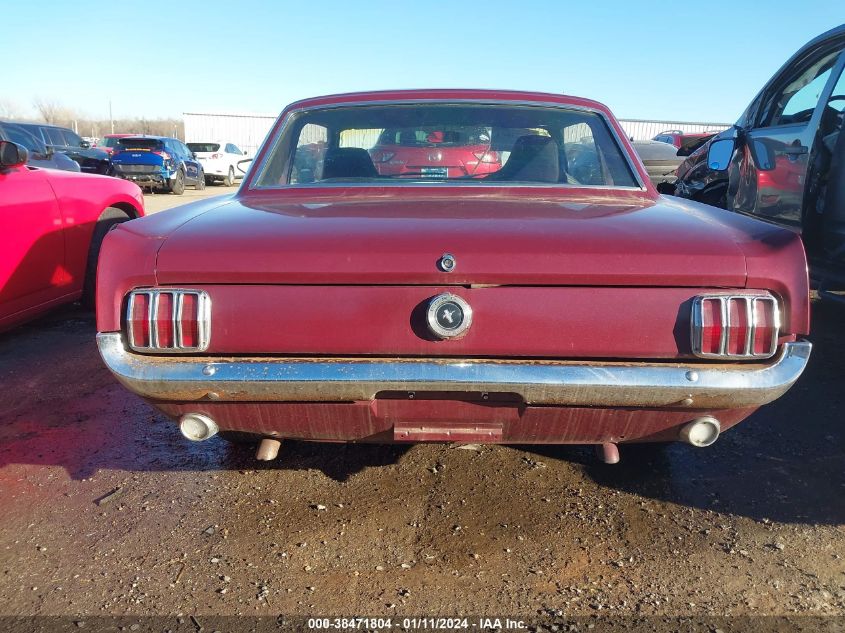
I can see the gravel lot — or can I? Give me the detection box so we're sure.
[0,227,843,627]
[142,182,236,215]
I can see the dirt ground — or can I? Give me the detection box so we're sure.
[0,287,844,628]
[142,181,237,215]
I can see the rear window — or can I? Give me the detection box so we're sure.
[100,136,124,148]
[376,127,491,147]
[631,141,680,160]
[255,103,639,188]
[118,138,164,151]
[187,143,220,153]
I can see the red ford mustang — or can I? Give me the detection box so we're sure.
[1,140,144,332]
[95,90,812,464]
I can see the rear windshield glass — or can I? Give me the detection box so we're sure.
[255,104,639,188]
[187,143,220,152]
[118,138,163,150]
[100,136,124,148]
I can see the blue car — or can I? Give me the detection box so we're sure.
[111,136,205,194]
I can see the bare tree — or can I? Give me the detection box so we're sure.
[33,97,75,126]
[0,98,21,119]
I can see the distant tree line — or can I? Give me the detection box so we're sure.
[2,97,184,140]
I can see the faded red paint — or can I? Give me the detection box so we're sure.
[95,90,811,446]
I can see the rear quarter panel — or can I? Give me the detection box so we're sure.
[44,171,144,293]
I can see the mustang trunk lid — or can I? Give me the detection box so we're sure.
[154,193,748,287]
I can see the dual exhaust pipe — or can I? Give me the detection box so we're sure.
[179,412,722,463]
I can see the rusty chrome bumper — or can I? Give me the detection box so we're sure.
[96,333,811,409]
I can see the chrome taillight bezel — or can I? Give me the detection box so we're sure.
[691,292,780,360]
[126,289,211,353]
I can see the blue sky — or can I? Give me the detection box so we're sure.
[3,1,843,123]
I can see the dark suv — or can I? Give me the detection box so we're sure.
[674,24,845,296]
[0,121,81,172]
[14,122,110,174]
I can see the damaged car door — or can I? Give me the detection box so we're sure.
[732,46,845,228]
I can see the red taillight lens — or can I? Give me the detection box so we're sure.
[370,150,395,163]
[692,294,779,359]
[129,293,150,348]
[753,299,776,355]
[472,150,500,164]
[155,292,175,348]
[726,298,749,355]
[698,298,723,355]
[153,150,171,161]
[180,293,199,348]
[126,289,209,352]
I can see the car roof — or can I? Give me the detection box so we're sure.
[284,89,615,117]
[119,135,174,141]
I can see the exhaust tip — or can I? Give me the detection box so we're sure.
[680,416,721,447]
[179,413,219,441]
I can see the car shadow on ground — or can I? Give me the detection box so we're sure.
[523,298,845,526]
[0,304,411,482]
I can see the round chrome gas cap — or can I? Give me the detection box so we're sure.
[426,293,472,339]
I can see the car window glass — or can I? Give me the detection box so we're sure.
[4,124,45,154]
[63,130,83,146]
[290,124,328,184]
[265,105,637,188]
[826,66,845,113]
[763,49,841,126]
[562,123,605,185]
[231,144,242,154]
[43,128,66,146]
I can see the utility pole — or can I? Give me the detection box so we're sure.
[109,100,114,134]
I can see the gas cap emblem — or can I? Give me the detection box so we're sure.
[438,253,456,272]
[427,293,472,339]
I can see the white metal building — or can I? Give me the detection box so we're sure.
[184,111,732,155]
[183,112,278,156]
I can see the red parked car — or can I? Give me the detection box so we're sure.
[653,130,717,156]
[369,126,501,178]
[1,140,144,332]
[96,89,811,465]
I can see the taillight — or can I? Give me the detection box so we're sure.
[691,293,780,359]
[127,289,210,352]
[153,150,171,161]
[370,150,396,163]
[472,150,499,164]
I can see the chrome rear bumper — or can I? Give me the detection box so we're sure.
[96,333,811,409]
